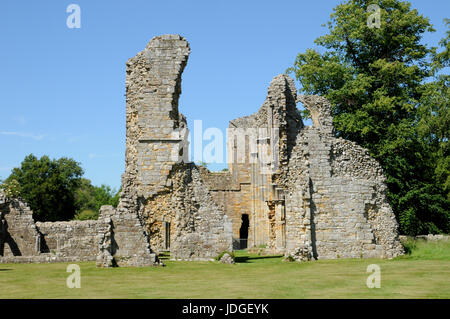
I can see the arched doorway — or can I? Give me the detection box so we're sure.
[239,214,249,249]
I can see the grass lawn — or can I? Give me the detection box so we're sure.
[0,239,449,299]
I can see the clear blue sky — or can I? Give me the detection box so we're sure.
[1,0,448,190]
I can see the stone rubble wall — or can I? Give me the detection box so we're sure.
[0,190,157,267]
[399,234,450,241]
[96,205,158,267]
[120,35,233,260]
[140,164,233,260]
[226,76,403,260]
[36,220,108,261]
[168,165,233,260]
[121,34,190,208]
[330,138,403,258]
[0,191,41,258]
[280,94,403,260]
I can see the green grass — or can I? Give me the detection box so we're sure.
[0,239,449,299]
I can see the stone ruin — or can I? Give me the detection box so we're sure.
[0,34,404,266]
[0,189,157,266]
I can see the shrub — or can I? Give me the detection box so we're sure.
[402,237,418,255]
[0,179,21,198]
[73,209,98,220]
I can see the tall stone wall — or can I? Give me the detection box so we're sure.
[119,35,233,260]
[121,34,190,206]
[224,75,404,260]
[279,95,403,259]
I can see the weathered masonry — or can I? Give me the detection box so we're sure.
[0,190,157,267]
[119,34,233,261]
[200,75,404,260]
[121,34,403,261]
[0,34,403,266]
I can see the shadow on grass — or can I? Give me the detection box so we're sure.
[234,255,283,263]
[0,269,12,271]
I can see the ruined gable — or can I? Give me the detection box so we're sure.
[219,75,403,260]
[280,95,403,259]
[0,190,41,258]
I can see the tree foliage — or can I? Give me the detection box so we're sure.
[289,0,449,235]
[74,179,120,220]
[1,154,120,222]
[3,154,83,221]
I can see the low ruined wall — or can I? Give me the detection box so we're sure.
[97,206,157,267]
[140,164,233,260]
[36,220,107,261]
[0,190,157,267]
[208,187,253,249]
[170,166,233,260]
[199,167,253,249]
[0,194,41,258]
[0,255,91,264]
[399,234,450,241]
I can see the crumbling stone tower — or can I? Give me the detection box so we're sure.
[121,34,190,206]
[119,35,233,260]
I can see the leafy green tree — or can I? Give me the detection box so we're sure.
[4,154,83,221]
[418,18,450,201]
[74,179,120,220]
[73,209,98,221]
[0,178,21,198]
[289,0,449,235]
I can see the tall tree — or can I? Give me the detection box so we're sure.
[420,18,450,200]
[290,0,449,235]
[3,154,83,221]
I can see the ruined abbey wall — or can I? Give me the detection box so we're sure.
[0,190,156,266]
[119,35,233,260]
[222,76,404,260]
[279,95,403,259]
[0,193,41,258]
[0,34,403,266]
[96,205,157,267]
[36,220,107,260]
